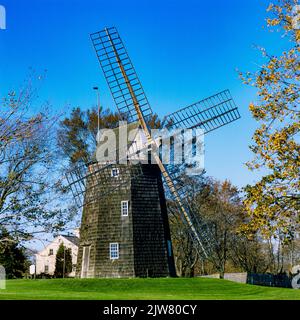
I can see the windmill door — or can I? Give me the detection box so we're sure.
[81,246,91,278]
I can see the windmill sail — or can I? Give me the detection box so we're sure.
[90,27,153,123]
[163,90,240,132]
[164,163,214,257]
[168,200,214,258]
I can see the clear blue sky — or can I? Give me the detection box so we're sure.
[0,0,288,189]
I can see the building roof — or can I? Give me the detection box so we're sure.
[61,235,80,246]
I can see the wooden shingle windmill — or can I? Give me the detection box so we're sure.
[67,27,240,278]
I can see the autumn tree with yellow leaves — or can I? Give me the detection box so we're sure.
[241,0,300,240]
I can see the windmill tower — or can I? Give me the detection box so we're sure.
[67,27,240,278]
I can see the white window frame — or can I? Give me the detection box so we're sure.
[111,168,120,178]
[121,200,129,216]
[109,243,119,260]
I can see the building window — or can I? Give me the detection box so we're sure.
[49,249,53,256]
[111,168,119,178]
[44,265,49,273]
[121,200,129,216]
[110,243,119,260]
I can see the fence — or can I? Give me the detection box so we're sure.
[247,273,292,288]
[199,272,293,288]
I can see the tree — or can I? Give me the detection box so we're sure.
[194,179,246,278]
[240,0,300,239]
[281,237,300,270]
[0,228,30,278]
[230,235,270,274]
[171,176,274,276]
[168,174,207,277]
[57,107,120,166]
[54,243,72,278]
[169,211,199,277]
[169,174,276,277]
[0,76,73,244]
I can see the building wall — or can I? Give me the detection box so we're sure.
[35,236,78,277]
[199,273,248,283]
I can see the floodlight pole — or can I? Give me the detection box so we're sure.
[63,245,66,278]
[93,87,100,138]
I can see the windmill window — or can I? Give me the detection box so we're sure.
[121,201,129,216]
[49,249,53,256]
[44,265,49,273]
[110,243,119,260]
[111,168,120,178]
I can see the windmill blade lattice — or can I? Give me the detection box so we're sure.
[164,164,214,258]
[90,27,153,123]
[163,89,240,132]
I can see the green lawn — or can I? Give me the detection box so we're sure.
[0,278,299,300]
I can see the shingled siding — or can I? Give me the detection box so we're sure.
[76,163,175,278]
[131,165,176,277]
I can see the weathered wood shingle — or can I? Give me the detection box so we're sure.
[76,164,176,278]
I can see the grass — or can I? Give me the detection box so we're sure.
[0,277,300,300]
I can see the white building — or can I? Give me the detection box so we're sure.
[35,235,79,277]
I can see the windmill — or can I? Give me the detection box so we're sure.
[67,27,240,278]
